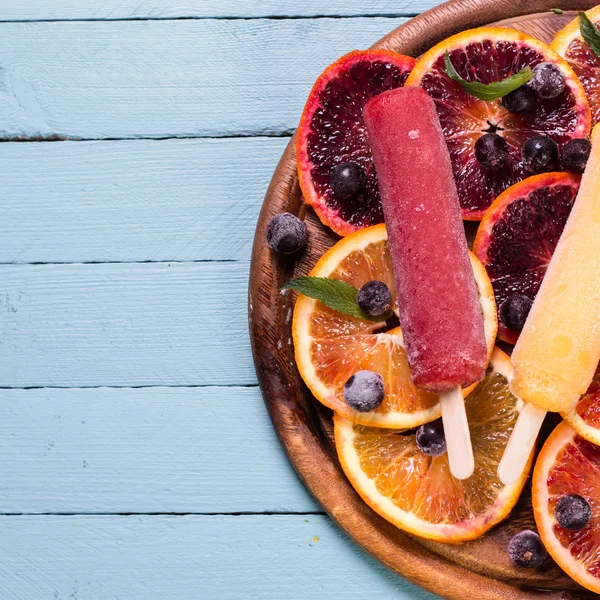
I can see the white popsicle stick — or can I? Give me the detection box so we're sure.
[498,402,546,486]
[440,386,474,480]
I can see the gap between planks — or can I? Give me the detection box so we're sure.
[0,384,259,389]
[0,132,296,142]
[0,14,420,24]
[0,259,240,266]
[0,511,325,516]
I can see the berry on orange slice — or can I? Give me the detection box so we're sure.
[552,7,600,125]
[473,172,580,344]
[335,348,531,543]
[405,27,590,220]
[533,420,600,593]
[292,224,497,428]
[296,50,416,236]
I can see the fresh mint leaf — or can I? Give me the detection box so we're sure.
[444,52,534,101]
[579,12,600,59]
[282,276,392,322]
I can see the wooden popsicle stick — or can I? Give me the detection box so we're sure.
[498,402,546,486]
[440,386,474,480]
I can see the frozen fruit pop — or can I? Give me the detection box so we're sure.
[499,123,600,485]
[364,86,488,480]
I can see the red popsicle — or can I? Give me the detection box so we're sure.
[364,86,487,479]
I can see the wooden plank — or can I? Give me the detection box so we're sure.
[0,262,258,387]
[0,18,408,139]
[0,515,438,600]
[0,1,433,20]
[0,138,285,263]
[0,386,318,513]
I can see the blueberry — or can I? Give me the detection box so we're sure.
[344,370,385,412]
[523,135,559,173]
[330,162,367,200]
[508,530,547,568]
[499,294,533,332]
[562,138,592,174]
[503,86,537,114]
[555,494,592,531]
[357,280,392,317]
[474,133,509,170]
[416,419,447,457]
[530,62,565,100]
[266,212,308,254]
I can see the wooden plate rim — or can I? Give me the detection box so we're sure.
[249,1,599,598]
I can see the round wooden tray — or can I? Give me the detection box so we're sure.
[249,1,600,598]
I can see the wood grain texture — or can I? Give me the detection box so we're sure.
[0,138,284,263]
[0,515,438,600]
[0,18,408,140]
[0,386,319,514]
[0,262,256,387]
[249,2,600,599]
[0,0,435,20]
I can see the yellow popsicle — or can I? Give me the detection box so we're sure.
[511,124,600,412]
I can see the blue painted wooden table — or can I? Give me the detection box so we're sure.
[0,2,442,598]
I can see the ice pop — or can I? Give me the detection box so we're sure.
[499,123,600,485]
[364,87,488,480]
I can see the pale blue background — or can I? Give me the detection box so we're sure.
[0,2,442,598]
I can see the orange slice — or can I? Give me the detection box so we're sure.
[405,27,590,220]
[292,223,497,428]
[533,420,600,593]
[552,7,600,125]
[335,348,530,542]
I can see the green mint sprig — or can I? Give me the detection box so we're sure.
[282,276,393,322]
[444,52,534,101]
[579,12,600,59]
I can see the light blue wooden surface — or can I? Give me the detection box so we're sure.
[0,18,409,139]
[0,2,444,598]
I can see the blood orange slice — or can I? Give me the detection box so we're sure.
[562,364,600,446]
[296,50,416,236]
[473,172,580,343]
[292,224,497,428]
[335,348,531,543]
[533,420,600,593]
[406,27,590,220]
[552,7,600,125]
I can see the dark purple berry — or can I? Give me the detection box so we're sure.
[562,138,592,174]
[503,86,537,114]
[523,135,559,174]
[508,530,547,568]
[344,370,384,413]
[474,133,509,170]
[357,280,392,317]
[530,62,565,100]
[499,294,533,333]
[416,419,446,457]
[555,494,592,531]
[330,162,367,200]
[266,212,308,254]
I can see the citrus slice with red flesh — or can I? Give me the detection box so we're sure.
[552,7,600,125]
[473,172,580,344]
[296,50,416,236]
[292,223,497,428]
[335,348,531,543]
[562,364,600,446]
[405,27,590,220]
[533,420,600,594]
